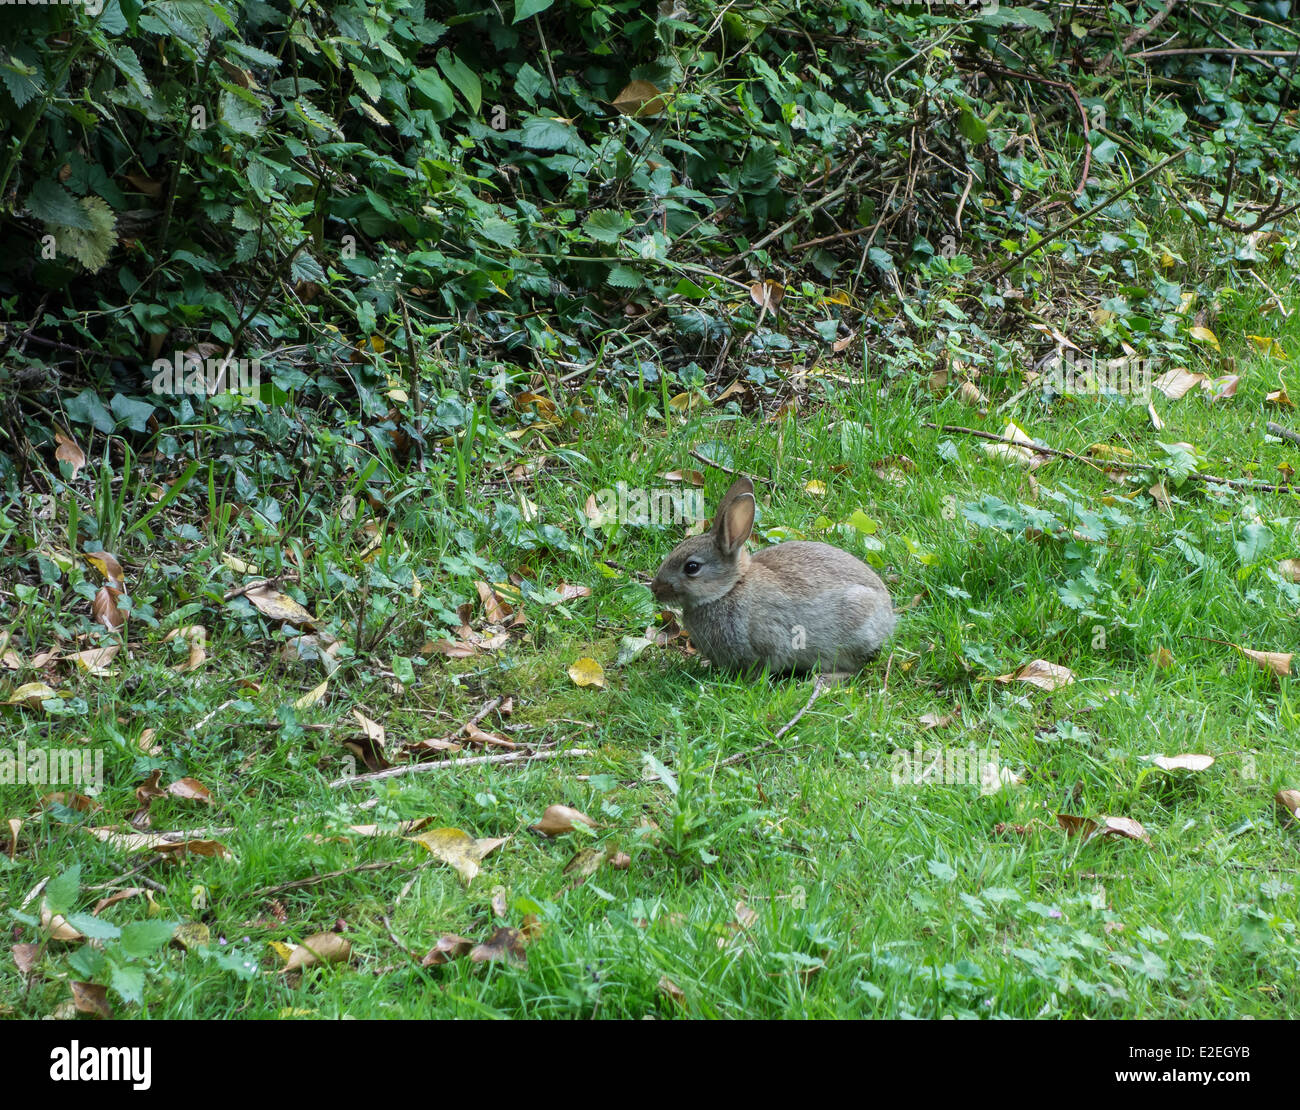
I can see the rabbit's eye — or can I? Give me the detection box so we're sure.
[683,560,702,576]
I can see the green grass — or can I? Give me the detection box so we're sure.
[5,279,1300,1019]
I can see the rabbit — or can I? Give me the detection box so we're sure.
[650,476,895,675]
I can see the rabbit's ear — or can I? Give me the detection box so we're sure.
[716,489,755,555]
[717,476,754,510]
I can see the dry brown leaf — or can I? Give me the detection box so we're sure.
[1152,367,1205,400]
[532,804,597,837]
[67,645,120,675]
[422,934,474,966]
[475,580,512,623]
[1149,646,1174,669]
[1276,559,1300,583]
[83,551,125,589]
[283,932,351,972]
[70,980,113,1018]
[918,711,955,731]
[243,586,316,627]
[54,430,86,479]
[1203,374,1239,401]
[166,625,208,673]
[995,659,1075,691]
[1057,813,1151,844]
[469,926,527,965]
[659,469,705,487]
[167,777,214,804]
[1233,644,1294,678]
[749,280,784,311]
[91,586,125,632]
[1275,789,1300,821]
[12,942,40,975]
[657,975,686,1004]
[612,79,667,117]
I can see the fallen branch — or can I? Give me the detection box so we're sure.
[251,858,429,897]
[719,674,829,767]
[1267,422,1300,448]
[989,147,1190,282]
[329,747,594,788]
[925,422,1293,493]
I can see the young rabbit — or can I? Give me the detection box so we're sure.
[650,476,895,674]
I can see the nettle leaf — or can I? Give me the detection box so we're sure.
[982,6,1054,33]
[118,919,179,959]
[219,89,264,135]
[43,864,82,915]
[350,64,381,101]
[477,217,519,248]
[52,196,118,272]
[583,209,634,244]
[226,41,282,69]
[0,49,43,109]
[606,264,644,289]
[27,180,92,229]
[110,45,150,96]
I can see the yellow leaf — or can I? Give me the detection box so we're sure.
[6,682,60,708]
[567,657,606,688]
[1189,325,1219,349]
[295,680,328,709]
[407,827,486,884]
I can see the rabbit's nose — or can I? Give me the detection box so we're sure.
[650,579,666,599]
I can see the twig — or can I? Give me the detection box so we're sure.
[989,148,1190,282]
[925,422,1293,493]
[222,572,301,602]
[251,858,426,897]
[688,448,774,484]
[719,674,829,767]
[329,747,594,788]
[1131,46,1300,59]
[972,64,1092,211]
[1099,0,1181,70]
[1267,422,1300,448]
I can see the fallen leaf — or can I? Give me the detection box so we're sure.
[532,804,597,836]
[1189,325,1220,350]
[469,927,527,965]
[475,581,512,623]
[166,625,207,673]
[1152,367,1206,400]
[994,659,1075,691]
[660,469,705,487]
[243,586,316,627]
[918,711,955,730]
[749,280,784,311]
[92,587,125,632]
[612,79,667,117]
[1203,374,1239,401]
[1149,646,1174,668]
[1057,813,1151,844]
[1275,790,1300,821]
[295,680,328,710]
[1275,559,1300,582]
[283,931,351,971]
[982,421,1038,467]
[70,981,113,1018]
[407,827,488,884]
[6,682,60,709]
[54,430,86,479]
[422,934,474,966]
[167,777,214,804]
[658,975,686,1004]
[567,657,606,688]
[83,551,125,589]
[12,943,39,975]
[1233,644,1293,678]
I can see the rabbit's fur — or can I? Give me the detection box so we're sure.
[650,476,895,674]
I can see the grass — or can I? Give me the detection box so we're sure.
[4,275,1300,1019]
